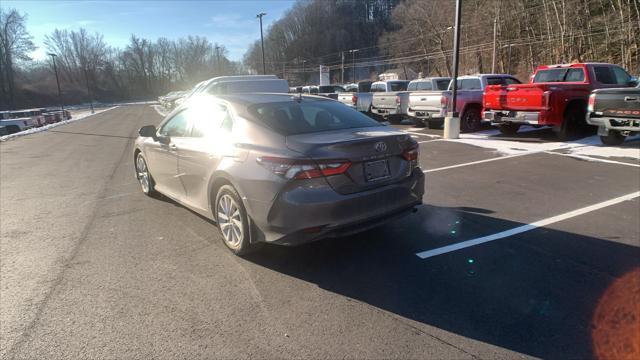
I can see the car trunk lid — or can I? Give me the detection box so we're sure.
[285,127,415,194]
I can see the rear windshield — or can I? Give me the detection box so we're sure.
[389,82,408,91]
[248,99,382,135]
[358,82,372,92]
[533,68,585,83]
[435,79,451,90]
[370,83,386,92]
[408,81,433,91]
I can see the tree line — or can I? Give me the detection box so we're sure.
[0,7,241,110]
[245,0,639,84]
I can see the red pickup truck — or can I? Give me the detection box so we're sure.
[483,63,637,139]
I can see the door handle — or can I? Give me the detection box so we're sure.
[624,96,638,102]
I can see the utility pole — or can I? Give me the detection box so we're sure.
[83,67,94,114]
[47,53,64,112]
[215,45,221,74]
[444,0,462,139]
[349,49,359,82]
[341,51,345,84]
[301,59,306,84]
[492,18,497,73]
[256,12,267,75]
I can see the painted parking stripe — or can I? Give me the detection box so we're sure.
[403,131,441,138]
[416,191,640,259]
[424,152,535,173]
[545,151,640,168]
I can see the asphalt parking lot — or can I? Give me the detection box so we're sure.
[1,105,639,359]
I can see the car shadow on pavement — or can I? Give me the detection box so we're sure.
[244,204,640,359]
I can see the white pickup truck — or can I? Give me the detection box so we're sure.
[406,77,451,128]
[370,80,410,123]
[336,81,373,113]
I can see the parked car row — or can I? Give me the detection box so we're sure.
[0,108,71,135]
[160,75,289,111]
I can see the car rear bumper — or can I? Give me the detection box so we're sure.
[484,110,541,125]
[407,109,444,120]
[587,114,640,132]
[252,169,425,245]
[371,107,405,117]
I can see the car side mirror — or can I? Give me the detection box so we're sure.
[139,125,158,140]
[629,76,638,87]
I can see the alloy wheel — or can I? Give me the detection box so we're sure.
[217,194,244,247]
[136,155,150,193]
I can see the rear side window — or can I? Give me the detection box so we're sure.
[453,78,481,90]
[486,77,522,86]
[389,82,408,91]
[435,79,451,90]
[370,83,386,92]
[190,104,229,137]
[408,81,433,91]
[594,66,616,84]
[565,68,585,82]
[249,100,381,135]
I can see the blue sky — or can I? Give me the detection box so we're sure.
[4,0,296,61]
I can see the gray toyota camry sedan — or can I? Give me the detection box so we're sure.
[134,94,424,254]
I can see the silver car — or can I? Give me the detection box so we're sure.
[134,94,424,255]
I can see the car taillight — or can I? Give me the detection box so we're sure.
[440,95,449,108]
[352,94,358,105]
[543,90,552,109]
[587,93,595,113]
[396,95,401,106]
[256,156,351,179]
[402,142,419,169]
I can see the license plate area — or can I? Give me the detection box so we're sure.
[364,159,391,182]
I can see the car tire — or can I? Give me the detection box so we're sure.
[215,185,255,256]
[557,105,587,141]
[460,107,481,133]
[6,125,21,134]
[135,153,156,196]
[388,115,402,124]
[413,119,426,128]
[427,119,444,129]
[498,123,521,135]
[600,132,626,146]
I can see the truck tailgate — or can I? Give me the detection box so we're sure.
[409,91,446,112]
[337,93,354,106]
[484,84,549,111]
[372,92,401,109]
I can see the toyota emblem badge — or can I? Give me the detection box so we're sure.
[374,142,387,152]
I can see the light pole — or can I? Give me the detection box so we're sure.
[301,59,307,84]
[215,45,221,74]
[492,18,497,73]
[256,12,267,75]
[444,0,462,139]
[341,51,345,84]
[83,67,94,114]
[47,53,64,112]
[349,49,359,82]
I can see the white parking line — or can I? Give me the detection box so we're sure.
[404,131,441,138]
[415,191,640,259]
[424,151,536,173]
[545,151,640,168]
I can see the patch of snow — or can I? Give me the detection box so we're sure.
[0,106,118,142]
[445,129,639,161]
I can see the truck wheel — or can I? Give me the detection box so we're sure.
[6,125,21,134]
[557,105,586,141]
[600,132,626,146]
[460,107,481,133]
[412,119,426,128]
[427,119,444,129]
[388,115,402,125]
[498,123,521,135]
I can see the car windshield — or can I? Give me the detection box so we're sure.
[408,81,432,91]
[249,99,381,135]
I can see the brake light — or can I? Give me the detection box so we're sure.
[352,94,358,105]
[587,93,595,113]
[396,95,401,106]
[440,95,449,108]
[256,156,351,179]
[402,142,419,169]
[543,91,552,110]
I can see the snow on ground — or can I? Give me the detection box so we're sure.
[449,128,640,161]
[0,106,118,142]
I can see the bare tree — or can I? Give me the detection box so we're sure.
[0,8,35,109]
